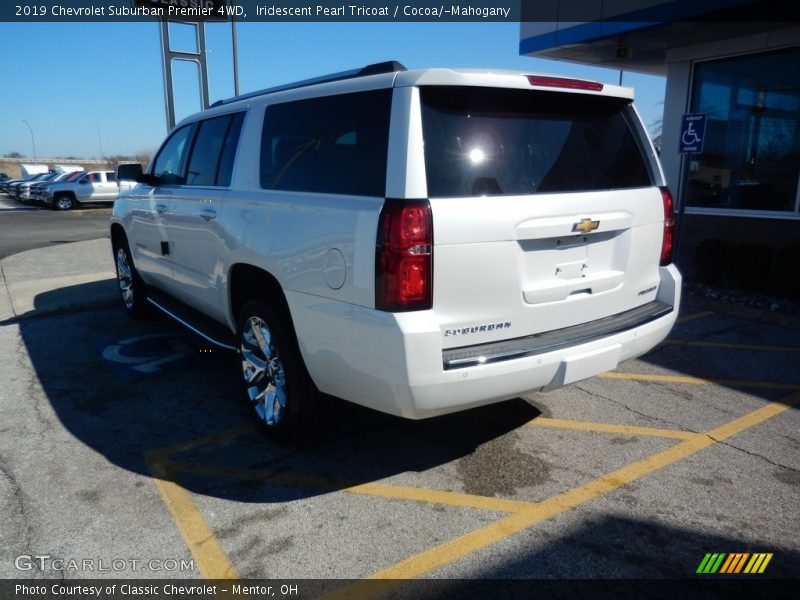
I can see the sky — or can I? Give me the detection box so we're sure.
[0,21,666,159]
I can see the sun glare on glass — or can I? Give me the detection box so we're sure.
[468,148,485,164]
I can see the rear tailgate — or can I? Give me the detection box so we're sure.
[417,84,667,351]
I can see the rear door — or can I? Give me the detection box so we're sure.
[162,111,245,322]
[416,84,666,349]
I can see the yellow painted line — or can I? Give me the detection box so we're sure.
[676,310,713,323]
[163,460,533,514]
[599,371,800,391]
[336,391,800,587]
[703,392,800,441]
[151,392,799,589]
[664,339,800,353]
[148,426,257,458]
[346,481,532,514]
[530,417,702,441]
[146,454,239,580]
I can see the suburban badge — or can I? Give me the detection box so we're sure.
[444,321,512,337]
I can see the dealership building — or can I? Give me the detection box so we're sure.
[521,0,800,296]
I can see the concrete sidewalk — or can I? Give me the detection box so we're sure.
[0,238,117,323]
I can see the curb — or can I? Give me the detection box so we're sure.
[0,238,116,324]
[0,295,119,325]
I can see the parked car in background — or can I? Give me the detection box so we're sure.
[43,170,119,210]
[2,174,37,195]
[8,172,52,200]
[30,170,85,204]
[15,171,63,202]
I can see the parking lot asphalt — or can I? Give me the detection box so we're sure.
[0,239,798,591]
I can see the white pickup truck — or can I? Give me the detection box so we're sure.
[43,170,121,210]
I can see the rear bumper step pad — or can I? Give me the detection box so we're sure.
[442,301,673,370]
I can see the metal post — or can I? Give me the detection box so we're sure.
[159,20,211,132]
[96,115,105,159]
[159,21,176,132]
[22,120,37,164]
[673,152,691,268]
[231,18,240,96]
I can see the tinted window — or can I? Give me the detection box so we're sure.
[687,47,800,212]
[217,112,245,187]
[420,86,652,198]
[186,113,244,186]
[260,89,391,196]
[153,124,195,185]
[106,172,116,182]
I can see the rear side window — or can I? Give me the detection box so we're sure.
[420,86,652,198]
[186,112,245,187]
[260,89,392,196]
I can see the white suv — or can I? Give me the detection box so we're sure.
[111,61,681,440]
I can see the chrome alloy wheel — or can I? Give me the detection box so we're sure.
[116,247,134,310]
[240,316,287,426]
[56,196,73,210]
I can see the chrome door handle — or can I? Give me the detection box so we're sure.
[155,204,168,214]
[199,209,217,221]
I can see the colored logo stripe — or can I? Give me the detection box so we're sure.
[720,553,748,573]
[744,553,773,574]
[697,552,773,574]
[697,553,726,574]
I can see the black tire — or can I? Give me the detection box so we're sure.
[112,236,149,318]
[54,194,74,211]
[237,298,318,443]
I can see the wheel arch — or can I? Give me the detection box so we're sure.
[110,223,126,247]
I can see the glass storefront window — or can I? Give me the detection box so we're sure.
[687,47,800,213]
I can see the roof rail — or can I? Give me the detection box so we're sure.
[210,60,407,108]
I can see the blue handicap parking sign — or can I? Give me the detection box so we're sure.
[679,113,707,154]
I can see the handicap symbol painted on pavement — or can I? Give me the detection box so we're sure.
[101,332,196,377]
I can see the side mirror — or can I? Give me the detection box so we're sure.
[79,177,89,184]
[136,172,164,187]
[117,163,143,182]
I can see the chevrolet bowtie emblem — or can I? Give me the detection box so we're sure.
[572,218,600,234]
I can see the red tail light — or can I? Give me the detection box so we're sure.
[660,187,675,266]
[527,75,604,92]
[376,200,433,311]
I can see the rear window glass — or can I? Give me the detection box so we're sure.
[260,89,391,197]
[419,86,652,198]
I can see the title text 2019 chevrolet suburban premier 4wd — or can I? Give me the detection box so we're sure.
[111,61,681,441]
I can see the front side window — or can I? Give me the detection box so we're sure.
[153,123,195,185]
[260,89,392,196]
[687,47,800,213]
[420,86,652,198]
